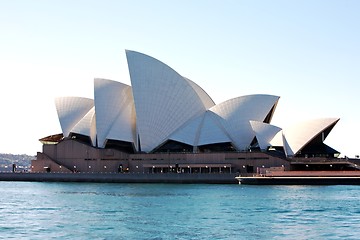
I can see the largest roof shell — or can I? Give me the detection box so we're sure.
[126,50,214,152]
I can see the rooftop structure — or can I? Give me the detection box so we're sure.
[49,50,339,157]
[32,50,342,177]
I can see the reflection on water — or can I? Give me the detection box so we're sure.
[0,182,360,239]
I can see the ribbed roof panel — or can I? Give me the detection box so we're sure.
[184,77,215,109]
[94,78,136,148]
[279,118,340,156]
[210,94,280,150]
[126,50,207,152]
[197,111,232,146]
[72,107,97,146]
[250,120,282,150]
[55,97,94,138]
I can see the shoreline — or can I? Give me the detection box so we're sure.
[0,172,239,184]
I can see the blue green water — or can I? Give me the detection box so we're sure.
[1,182,360,239]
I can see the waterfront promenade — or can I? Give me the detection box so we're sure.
[0,172,239,184]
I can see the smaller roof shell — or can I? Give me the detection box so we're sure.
[94,78,136,149]
[55,97,94,138]
[210,94,280,150]
[71,107,97,146]
[271,118,340,156]
[250,121,282,150]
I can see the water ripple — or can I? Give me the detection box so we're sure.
[1,182,360,239]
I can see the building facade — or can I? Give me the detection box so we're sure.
[32,50,340,175]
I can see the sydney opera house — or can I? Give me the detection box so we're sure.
[31,50,352,180]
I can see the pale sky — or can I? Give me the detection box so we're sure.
[0,0,359,157]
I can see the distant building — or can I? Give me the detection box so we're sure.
[32,51,341,175]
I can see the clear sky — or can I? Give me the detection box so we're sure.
[0,0,359,157]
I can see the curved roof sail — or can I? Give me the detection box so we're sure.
[55,97,94,138]
[71,107,97,146]
[183,77,215,109]
[210,94,280,150]
[250,121,282,150]
[94,78,136,149]
[51,50,341,157]
[126,50,209,152]
[274,118,340,156]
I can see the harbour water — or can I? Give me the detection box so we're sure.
[1,182,360,239]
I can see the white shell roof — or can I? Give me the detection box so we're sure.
[55,97,94,138]
[72,107,97,146]
[271,131,294,156]
[169,111,232,146]
[270,118,340,156]
[168,114,203,146]
[126,50,209,152]
[210,94,280,150]
[94,78,136,149]
[183,77,215,110]
[52,50,340,155]
[197,111,232,146]
[250,121,282,150]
